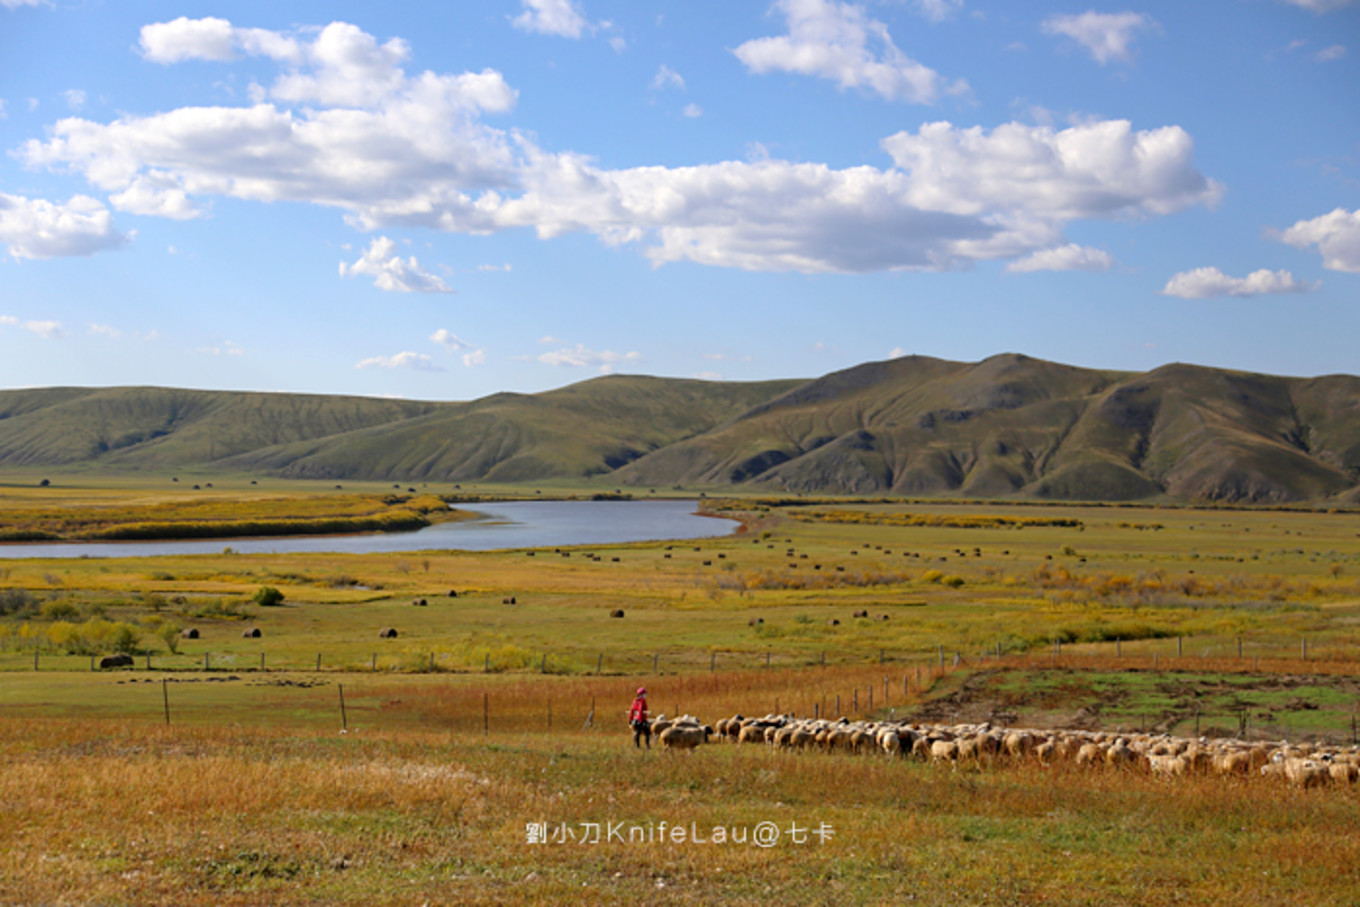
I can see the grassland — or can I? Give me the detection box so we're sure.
[3,478,1360,904]
[0,483,463,541]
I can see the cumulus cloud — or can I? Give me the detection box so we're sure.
[355,351,444,371]
[1159,267,1317,298]
[2,318,65,338]
[512,0,591,38]
[22,18,1219,275]
[733,0,967,103]
[29,20,518,224]
[139,16,302,64]
[0,193,129,259]
[888,346,907,358]
[87,323,121,339]
[682,103,703,118]
[340,237,453,292]
[651,64,685,91]
[485,118,1220,273]
[536,343,641,374]
[1314,44,1346,61]
[1042,11,1158,64]
[2,0,49,7]
[63,89,85,111]
[462,349,486,367]
[912,0,963,22]
[430,328,469,349]
[1006,243,1113,272]
[1279,208,1360,272]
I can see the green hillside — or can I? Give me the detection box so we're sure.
[2,356,1358,503]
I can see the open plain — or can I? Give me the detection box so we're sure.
[2,476,1360,904]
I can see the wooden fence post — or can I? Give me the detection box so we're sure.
[597,653,603,675]
[483,692,489,735]
[339,684,348,731]
[317,653,322,672]
[162,679,170,726]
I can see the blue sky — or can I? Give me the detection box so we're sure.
[1,0,1357,399]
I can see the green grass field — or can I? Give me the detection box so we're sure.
[3,479,1360,903]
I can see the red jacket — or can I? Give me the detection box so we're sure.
[628,697,648,724]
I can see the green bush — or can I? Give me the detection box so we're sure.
[40,600,79,620]
[253,586,285,607]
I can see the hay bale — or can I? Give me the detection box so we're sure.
[98,653,134,669]
[242,627,262,638]
[179,628,199,639]
[610,609,625,618]
[379,627,399,639]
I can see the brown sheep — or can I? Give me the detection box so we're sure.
[659,725,710,750]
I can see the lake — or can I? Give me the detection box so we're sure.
[0,500,737,559]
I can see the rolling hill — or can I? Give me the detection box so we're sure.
[2,355,1357,504]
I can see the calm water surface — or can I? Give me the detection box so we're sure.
[0,500,736,559]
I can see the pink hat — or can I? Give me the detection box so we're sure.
[637,687,646,695]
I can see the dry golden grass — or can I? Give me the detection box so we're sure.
[3,709,1359,905]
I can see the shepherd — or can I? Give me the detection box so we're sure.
[628,687,651,749]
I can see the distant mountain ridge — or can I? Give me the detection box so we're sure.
[2,354,1358,504]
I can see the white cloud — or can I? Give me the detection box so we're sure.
[888,346,907,358]
[139,16,302,65]
[462,349,486,367]
[483,118,1221,273]
[1042,12,1158,64]
[7,319,64,339]
[430,328,470,349]
[1315,44,1346,61]
[22,19,1218,276]
[1159,267,1318,298]
[1279,208,1360,272]
[29,20,518,225]
[1006,243,1113,273]
[538,335,565,345]
[2,0,49,7]
[651,64,685,91]
[1279,0,1356,10]
[512,0,591,38]
[536,343,641,373]
[912,0,963,22]
[733,0,967,103]
[63,89,86,111]
[682,103,703,118]
[0,193,130,259]
[477,262,512,271]
[693,371,723,380]
[355,351,444,371]
[340,237,453,292]
[197,340,244,356]
[88,323,122,339]
[608,36,626,53]
[0,100,7,120]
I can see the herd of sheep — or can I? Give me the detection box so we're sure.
[645,713,1360,788]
